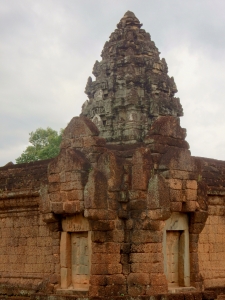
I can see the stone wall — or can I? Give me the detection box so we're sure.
[1,116,225,298]
[197,158,225,290]
[0,160,60,295]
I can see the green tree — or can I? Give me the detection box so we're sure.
[16,127,63,164]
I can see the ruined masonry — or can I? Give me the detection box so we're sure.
[0,11,225,300]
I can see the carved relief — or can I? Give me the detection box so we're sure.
[81,10,183,143]
[94,89,103,101]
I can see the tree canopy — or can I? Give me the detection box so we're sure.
[16,127,63,164]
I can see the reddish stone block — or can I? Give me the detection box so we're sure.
[185,189,197,201]
[146,284,168,295]
[91,263,122,275]
[48,174,60,183]
[186,180,197,190]
[89,285,105,297]
[121,254,129,264]
[51,202,64,214]
[149,116,186,139]
[129,199,147,210]
[127,273,150,286]
[182,201,197,212]
[84,209,116,220]
[120,243,130,254]
[131,230,163,243]
[170,201,182,212]
[91,253,120,264]
[167,179,182,190]
[59,191,67,202]
[150,274,167,286]
[90,275,107,286]
[48,183,60,193]
[92,242,120,253]
[112,230,125,243]
[90,220,115,231]
[170,189,184,202]
[48,192,61,202]
[106,274,126,285]
[63,201,81,214]
[105,284,127,296]
[91,231,112,243]
[128,285,146,297]
[67,189,83,201]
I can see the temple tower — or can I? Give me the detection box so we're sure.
[81,11,183,144]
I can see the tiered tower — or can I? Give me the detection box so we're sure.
[81,11,183,144]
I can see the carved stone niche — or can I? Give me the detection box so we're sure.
[59,214,91,293]
[163,213,193,293]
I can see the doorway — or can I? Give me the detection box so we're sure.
[166,230,185,287]
[163,213,190,288]
[71,232,90,289]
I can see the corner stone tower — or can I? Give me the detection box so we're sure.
[81,11,183,144]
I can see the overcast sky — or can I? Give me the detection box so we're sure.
[1,0,225,166]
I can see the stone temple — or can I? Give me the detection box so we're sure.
[0,11,225,300]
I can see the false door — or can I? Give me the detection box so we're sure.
[71,232,90,290]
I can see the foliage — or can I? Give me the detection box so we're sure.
[16,127,63,164]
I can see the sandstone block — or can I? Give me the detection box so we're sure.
[147,209,171,221]
[170,189,184,202]
[120,243,130,254]
[186,189,197,201]
[105,284,127,296]
[131,262,152,273]
[51,202,64,214]
[63,201,82,214]
[170,202,182,212]
[90,275,107,286]
[48,183,60,193]
[149,116,185,139]
[112,230,125,243]
[91,253,120,264]
[84,209,116,220]
[128,273,150,286]
[49,192,61,202]
[129,199,147,211]
[167,179,182,189]
[92,242,120,253]
[146,284,168,295]
[106,274,126,285]
[67,189,83,201]
[90,220,115,231]
[150,274,167,286]
[131,230,163,244]
[121,254,129,264]
[183,201,197,212]
[89,285,105,297]
[91,263,122,275]
[48,174,60,183]
[128,285,146,297]
[186,180,197,190]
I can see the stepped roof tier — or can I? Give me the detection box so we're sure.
[81,11,183,144]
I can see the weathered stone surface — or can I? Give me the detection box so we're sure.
[1,9,225,300]
[81,11,183,144]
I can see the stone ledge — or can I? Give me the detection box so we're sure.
[25,291,216,300]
